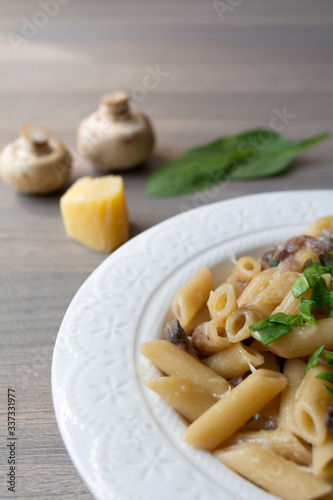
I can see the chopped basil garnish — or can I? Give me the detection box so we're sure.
[329,290,333,318]
[300,298,316,325]
[258,324,293,346]
[324,352,333,365]
[316,371,333,384]
[249,318,271,332]
[269,259,280,268]
[304,345,325,374]
[325,385,333,397]
[291,274,310,298]
[304,262,331,275]
[249,312,304,345]
[309,274,329,307]
[269,312,304,326]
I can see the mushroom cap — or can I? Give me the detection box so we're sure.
[100,90,130,109]
[0,124,72,194]
[77,109,154,172]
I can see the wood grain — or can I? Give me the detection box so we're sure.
[0,0,332,497]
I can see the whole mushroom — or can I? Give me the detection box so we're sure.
[0,124,72,194]
[77,90,155,172]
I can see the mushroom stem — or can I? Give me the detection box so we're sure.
[19,123,51,154]
[98,91,130,118]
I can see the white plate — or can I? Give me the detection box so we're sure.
[52,190,333,500]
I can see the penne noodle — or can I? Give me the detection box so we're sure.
[258,352,281,421]
[172,267,213,330]
[232,256,261,281]
[140,340,231,399]
[201,343,264,380]
[182,304,211,333]
[273,289,308,315]
[225,272,249,298]
[215,442,331,500]
[302,216,333,238]
[238,267,276,306]
[227,428,312,465]
[191,319,230,356]
[207,283,237,328]
[279,359,307,431]
[144,377,215,422]
[294,247,321,266]
[313,435,333,478]
[182,369,287,450]
[251,318,333,358]
[225,306,263,343]
[273,274,331,317]
[247,271,300,317]
[249,339,270,353]
[294,364,333,446]
[260,351,280,372]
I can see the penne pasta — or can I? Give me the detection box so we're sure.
[251,318,333,358]
[232,256,261,281]
[215,442,331,500]
[172,267,213,330]
[313,434,333,478]
[225,306,263,342]
[258,351,281,421]
[302,216,333,238]
[201,343,264,379]
[144,376,215,422]
[294,364,333,446]
[279,359,307,431]
[140,340,231,399]
[273,289,307,316]
[182,304,211,333]
[247,270,300,317]
[225,272,249,298]
[226,428,312,465]
[238,267,276,306]
[182,369,287,450]
[191,319,230,356]
[207,283,237,328]
[260,350,280,372]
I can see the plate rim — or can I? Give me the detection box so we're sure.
[52,189,333,500]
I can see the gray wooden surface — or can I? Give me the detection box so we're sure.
[0,0,332,498]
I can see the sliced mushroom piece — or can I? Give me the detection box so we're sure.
[165,319,198,358]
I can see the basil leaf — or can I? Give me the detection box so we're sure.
[304,345,325,374]
[269,259,280,268]
[324,352,333,365]
[300,298,316,324]
[146,129,329,197]
[329,291,333,318]
[228,132,330,180]
[291,274,310,298]
[249,313,303,332]
[309,274,329,307]
[249,318,271,332]
[325,385,333,397]
[304,262,331,275]
[259,324,293,346]
[316,371,333,383]
[268,312,304,327]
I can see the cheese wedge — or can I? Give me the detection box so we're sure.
[60,175,129,252]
